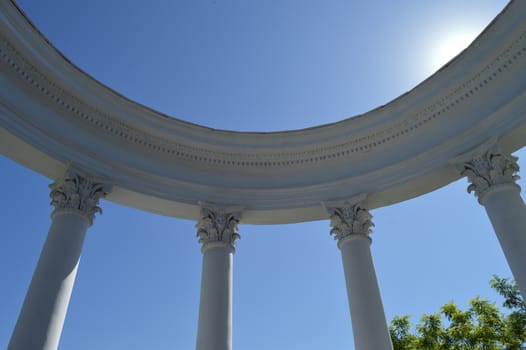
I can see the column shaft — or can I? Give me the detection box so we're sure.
[482,187,526,300]
[8,169,108,350]
[8,213,89,350]
[457,145,526,300]
[196,246,233,350]
[195,204,241,350]
[325,200,393,350]
[340,237,392,350]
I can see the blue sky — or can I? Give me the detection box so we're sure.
[0,1,517,349]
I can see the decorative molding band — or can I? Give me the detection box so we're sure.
[0,19,525,168]
[196,203,243,253]
[324,196,373,248]
[49,168,111,225]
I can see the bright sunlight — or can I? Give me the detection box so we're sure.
[429,28,481,72]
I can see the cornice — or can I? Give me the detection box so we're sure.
[0,0,524,170]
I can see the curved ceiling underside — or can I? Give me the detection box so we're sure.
[1,0,526,224]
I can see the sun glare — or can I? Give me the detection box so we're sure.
[429,29,480,72]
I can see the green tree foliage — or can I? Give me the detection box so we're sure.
[389,276,526,350]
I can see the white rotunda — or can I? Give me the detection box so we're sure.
[1,1,526,349]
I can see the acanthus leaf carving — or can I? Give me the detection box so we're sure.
[327,202,374,246]
[49,169,110,225]
[462,149,520,201]
[196,204,242,252]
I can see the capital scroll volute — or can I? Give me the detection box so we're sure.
[323,195,374,248]
[49,168,111,226]
[196,202,243,253]
[452,140,520,203]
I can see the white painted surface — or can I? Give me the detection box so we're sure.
[7,213,89,350]
[339,236,393,350]
[196,246,233,350]
[482,186,526,301]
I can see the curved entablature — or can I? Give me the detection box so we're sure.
[1,0,526,223]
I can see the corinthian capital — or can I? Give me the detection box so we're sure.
[455,144,520,203]
[49,169,110,225]
[196,203,243,253]
[324,196,374,248]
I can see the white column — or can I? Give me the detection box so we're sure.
[325,199,393,350]
[459,146,526,300]
[8,170,109,350]
[195,204,242,350]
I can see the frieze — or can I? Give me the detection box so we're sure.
[0,24,525,168]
